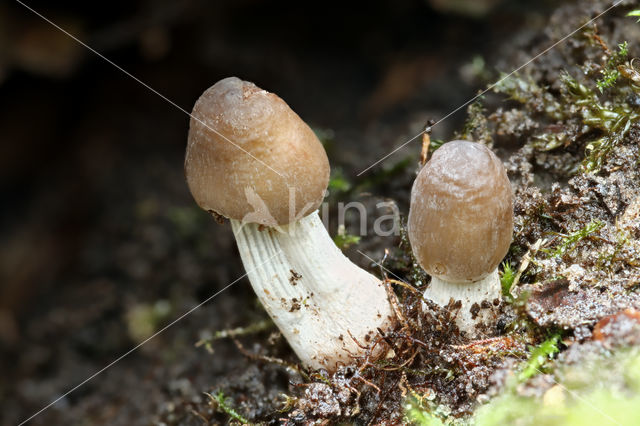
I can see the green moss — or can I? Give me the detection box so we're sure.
[405,335,563,426]
[333,224,361,249]
[518,333,561,382]
[328,168,352,193]
[456,99,492,144]
[475,347,640,426]
[333,233,361,249]
[429,138,445,154]
[403,392,457,426]
[627,10,640,22]
[206,391,250,424]
[542,220,604,258]
[596,42,628,93]
[560,72,639,172]
[500,261,516,298]
[492,73,564,120]
[404,397,446,426]
[531,132,567,152]
[490,30,639,173]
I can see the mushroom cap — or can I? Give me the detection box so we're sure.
[185,77,329,226]
[408,140,513,283]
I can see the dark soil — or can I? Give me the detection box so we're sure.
[2,0,640,425]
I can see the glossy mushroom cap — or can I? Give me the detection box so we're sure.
[408,140,513,283]
[185,77,330,226]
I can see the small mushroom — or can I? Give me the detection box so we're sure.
[185,77,394,370]
[408,140,513,335]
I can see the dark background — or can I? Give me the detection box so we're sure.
[0,0,556,424]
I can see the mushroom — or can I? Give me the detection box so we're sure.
[407,140,513,335]
[185,77,394,370]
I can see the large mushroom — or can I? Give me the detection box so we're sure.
[185,77,394,370]
[408,140,513,336]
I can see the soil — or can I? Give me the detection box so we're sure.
[2,0,640,425]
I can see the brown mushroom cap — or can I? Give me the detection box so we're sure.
[185,77,329,226]
[408,140,513,283]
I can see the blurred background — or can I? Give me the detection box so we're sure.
[0,0,556,424]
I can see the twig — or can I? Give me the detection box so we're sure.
[231,337,309,381]
[510,238,546,298]
[195,319,274,352]
[419,120,435,166]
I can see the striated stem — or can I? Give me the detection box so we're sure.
[423,269,501,336]
[230,211,394,370]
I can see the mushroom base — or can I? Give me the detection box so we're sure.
[423,269,501,337]
[230,211,395,371]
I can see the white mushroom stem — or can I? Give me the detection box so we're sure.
[230,210,394,371]
[423,269,501,336]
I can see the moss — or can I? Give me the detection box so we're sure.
[402,17,640,423]
[195,4,640,424]
[206,391,250,424]
[474,347,640,426]
[596,42,628,92]
[531,132,568,152]
[333,225,362,249]
[456,99,493,145]
[627,10,640,22]
[517,333,561,382]
[560,72,639,173]
[500,261,516,290]
[490,25,640,174]
[404,396,446,426]
[328,167,352,193]
[542,220,604,259]
[492,73,564,121]
[429,138,446,154]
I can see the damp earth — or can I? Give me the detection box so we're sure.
[2,0,640,425]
